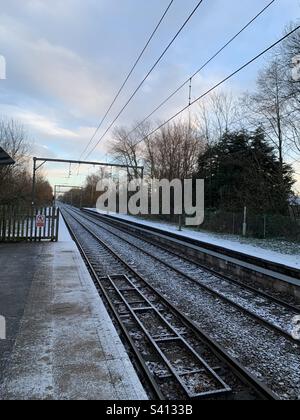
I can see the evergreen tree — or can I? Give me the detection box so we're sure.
[197,129,294,215]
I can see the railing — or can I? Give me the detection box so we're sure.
[200,210,300,242]
[0,206,60,242]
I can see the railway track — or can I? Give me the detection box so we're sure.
[83,210,300,310]
[61,205,278,400]
[79,208,300,343]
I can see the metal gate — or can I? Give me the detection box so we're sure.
[0,206,60,242]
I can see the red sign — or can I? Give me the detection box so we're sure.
[36,214,45,228]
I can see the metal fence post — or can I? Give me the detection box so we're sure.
[264,215,267,239]
[178,215,182,231]
[55,208,60,242]
[242,206,247,237]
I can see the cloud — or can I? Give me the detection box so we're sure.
[20,111,78,138]
[0,103,78,137]
[0,16,112,118]
[31,143,56,158]
[0,0,300,187]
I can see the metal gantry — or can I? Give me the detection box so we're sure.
[54,185,84,206]
[31,157,144,205]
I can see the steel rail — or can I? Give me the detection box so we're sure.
[105,274,231,399]
[83,210,300,280]
[78,208,300,343]
[63,209,231,400]
[83,209,300,313]
[61,205,278,400]
[60,209,165,400]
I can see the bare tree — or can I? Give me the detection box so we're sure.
[241,59,289,169]
[0,118,30,174]
[0,118,52,205]
[144,120,204,180]
[281,23,300,104]
[279,23,300,153]
[196,91,239,145]
[0,118,31,204]
[110,123,148,180]
[110,119,204,181]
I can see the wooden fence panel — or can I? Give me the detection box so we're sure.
[0,206,60,242]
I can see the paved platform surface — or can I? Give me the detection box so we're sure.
[0,237,147,400]
[0,243,41,383]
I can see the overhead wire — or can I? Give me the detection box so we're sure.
[78,0,175,160]
[85,0,206,159]
[132,25,300,147]
[124,0,277,140]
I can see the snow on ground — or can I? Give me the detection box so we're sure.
[0,238,147,400]
[86,209,300,270]
[58,213,74,242]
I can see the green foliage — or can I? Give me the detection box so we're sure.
[198,129,295,215]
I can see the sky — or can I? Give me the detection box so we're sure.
[0,0,300,191]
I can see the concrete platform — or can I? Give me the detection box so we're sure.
[0,237,147,400]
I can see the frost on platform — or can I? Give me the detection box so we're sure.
[0,232,147,400]
[58,213,74,242]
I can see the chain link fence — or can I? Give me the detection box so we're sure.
[201,210,300,242]
[130,209,300,242]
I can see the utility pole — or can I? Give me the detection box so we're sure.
[31,157,37,206]
[188,78,192,130]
